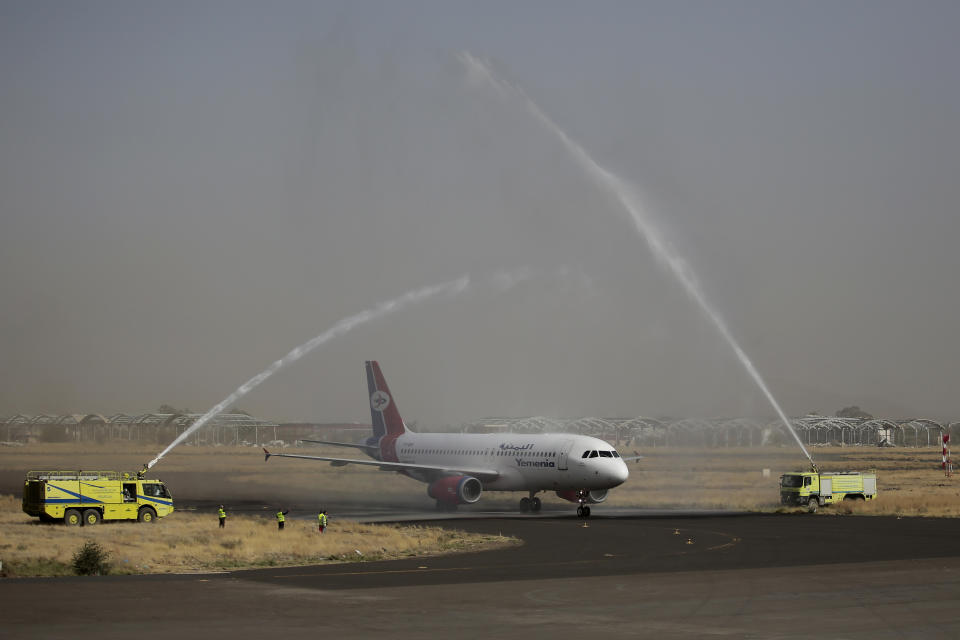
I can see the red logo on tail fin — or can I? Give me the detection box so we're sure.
[368,361,406,437]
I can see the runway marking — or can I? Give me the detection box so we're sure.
[667,528,741,548]
[706,537,742,552]
[272,528,742,580]
[275,566,474,578]
[661,527,742,557]
[273,556,619,579]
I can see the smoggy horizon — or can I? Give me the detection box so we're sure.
[2,2,959,426]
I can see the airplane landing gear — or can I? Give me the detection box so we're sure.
[519,493,542,514]
[573,489,591,518]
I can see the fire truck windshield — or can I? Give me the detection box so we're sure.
[781,475,804,488]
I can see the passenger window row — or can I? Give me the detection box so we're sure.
[403,449,557,457]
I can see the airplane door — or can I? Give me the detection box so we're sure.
[557,440,574,471]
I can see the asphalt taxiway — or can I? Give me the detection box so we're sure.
[5,512,960,639]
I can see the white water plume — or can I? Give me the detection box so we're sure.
[459,51,814,465]
[148,275,468,469]
[147,267,555,470]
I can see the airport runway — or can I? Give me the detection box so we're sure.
[5,513,960,639]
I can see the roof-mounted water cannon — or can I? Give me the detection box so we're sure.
[137,464,148,479]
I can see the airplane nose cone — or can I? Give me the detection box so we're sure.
[610,460,629,487]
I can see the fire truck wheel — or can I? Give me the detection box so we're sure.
[83,509,101,526]
[807,500,819,513]
[64,509,81,526]
[138,506,157,523]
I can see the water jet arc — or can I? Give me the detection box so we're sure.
[459,51,814,467]
[146,274,471,470]
[145,267,551,471]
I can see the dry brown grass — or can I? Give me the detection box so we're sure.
[604,445,960,516]
[3,442,960,523]
[0,494,516,577]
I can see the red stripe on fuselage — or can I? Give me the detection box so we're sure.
[379,434,400,463]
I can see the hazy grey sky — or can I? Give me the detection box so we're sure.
[2,1,958,424]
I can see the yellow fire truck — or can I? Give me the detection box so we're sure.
[779,470,877,512]
[22,470,174,525]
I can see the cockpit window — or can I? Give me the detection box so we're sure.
[588,450,598,458]
[599,450,613,458]
[581,451,590,458]
[612,451,621,458]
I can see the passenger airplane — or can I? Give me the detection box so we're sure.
[264,361,634,517]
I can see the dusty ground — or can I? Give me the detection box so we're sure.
[1,441,958,517]
[0,491,515,577]
[608,444,960,516]
[0,443,527,577]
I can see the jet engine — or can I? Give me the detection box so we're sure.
[428,476,483,505]
[556,489,608,504]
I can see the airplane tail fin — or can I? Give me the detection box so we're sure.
[365,361,408,437]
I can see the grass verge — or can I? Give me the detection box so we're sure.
[0,494,517,578]
[604,445,960,516]
[3,442,960,524]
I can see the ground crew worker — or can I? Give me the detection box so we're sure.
[218,504,226,529]
[318,509,327,534]
[276,509,289,531]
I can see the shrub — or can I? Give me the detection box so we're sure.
[72,540,110,576]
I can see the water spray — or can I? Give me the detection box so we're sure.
[145,274,469,470]
[145,267,560,471]
[459,52,816,469]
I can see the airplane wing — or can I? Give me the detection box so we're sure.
[263,448,500,482]
[298,439,380,453]
[621,451,644,463]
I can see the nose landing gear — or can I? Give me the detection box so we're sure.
[574,489,591,518]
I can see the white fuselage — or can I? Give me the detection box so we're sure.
[389,432,629,492]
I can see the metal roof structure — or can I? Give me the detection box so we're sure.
[1,412,278,444]
[2,413,954,447]
[460,415,952,447]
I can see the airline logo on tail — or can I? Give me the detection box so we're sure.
[370,390,391,412]
[365,361,405,463]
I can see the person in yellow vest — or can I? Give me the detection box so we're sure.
[218,504,226,529]
[276,509,289,531]
[318,509,328,534]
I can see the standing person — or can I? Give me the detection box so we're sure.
[218,504,226,529]
[318,509,327,534]
[276,508,289,531]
